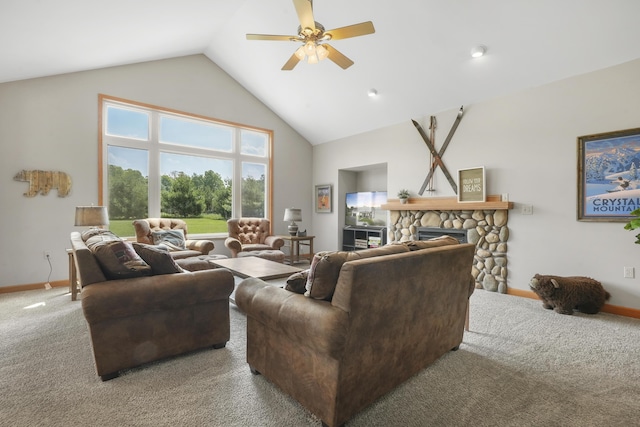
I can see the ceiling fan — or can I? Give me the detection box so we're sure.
[246,0,375,70]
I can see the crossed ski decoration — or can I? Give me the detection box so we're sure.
[412,105,464,195]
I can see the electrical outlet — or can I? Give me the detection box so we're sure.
[624,267,635,278]
[501,193,509,202]
[43,251,51,260]
[521,204,533,215]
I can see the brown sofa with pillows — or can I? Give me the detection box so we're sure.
[235,237,475,427]
[71,230,234,381]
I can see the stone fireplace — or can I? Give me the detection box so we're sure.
[417,227,468,243]
[385,197,511,293]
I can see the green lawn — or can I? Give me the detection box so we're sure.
[109,215,228,237]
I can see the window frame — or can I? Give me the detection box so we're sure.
[98,94,274,237]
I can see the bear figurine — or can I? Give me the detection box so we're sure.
[529,274,610,315]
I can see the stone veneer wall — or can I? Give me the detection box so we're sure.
[389,209,509,293]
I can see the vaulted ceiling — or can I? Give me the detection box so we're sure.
[3,0,640,145]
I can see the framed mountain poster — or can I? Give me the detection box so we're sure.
[577,127,640,221]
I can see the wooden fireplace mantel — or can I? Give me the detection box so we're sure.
[381,195,514,211]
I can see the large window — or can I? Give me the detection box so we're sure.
[99,95,272,237]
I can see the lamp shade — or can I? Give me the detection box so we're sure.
[283,208,302,222]
[74,206,109,227]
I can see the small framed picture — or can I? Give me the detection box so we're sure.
[458,167,486,202]
[315,184,332,213]
[577,127,640,222]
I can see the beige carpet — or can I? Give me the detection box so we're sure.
[1,286,639,426]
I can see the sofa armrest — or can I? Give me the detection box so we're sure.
[73,246,107,286]
[236,278,348,358]
[224,237,242,257]
[264,235,284,250]
[82,268,234,324]
[185,239,214,255]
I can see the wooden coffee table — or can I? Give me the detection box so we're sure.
[209,256,302,280]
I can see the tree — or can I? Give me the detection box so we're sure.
[108,165,148,219]
[212,178,233,219]
[192,170,226,213]
[161,172,205,217]
[242,174,265,217]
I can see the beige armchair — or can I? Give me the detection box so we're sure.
[224,218,284,257]
[132,218,214,259]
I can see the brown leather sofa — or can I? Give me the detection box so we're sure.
[224,218,284,257]
[71,231,234,381]
[236,240,475,427]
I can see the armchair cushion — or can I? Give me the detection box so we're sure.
[133,243,183,275]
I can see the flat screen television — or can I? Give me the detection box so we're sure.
[345,191,387,226]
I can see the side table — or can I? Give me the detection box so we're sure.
[280,235,315,265]
[67,249,80,301]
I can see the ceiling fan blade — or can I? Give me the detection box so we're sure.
[293,0,315,31]
[324,21,375,40]
[282,53,301,71]
[324,44,354,69]
[246,34,298,41]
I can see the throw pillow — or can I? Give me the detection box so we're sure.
[133,243,183,275]
[285,270,309,294]
[90,240,152,280]
[151,229,186,251]
[305,251,349,301]
[403,235,460,251]
[82,229,121,246]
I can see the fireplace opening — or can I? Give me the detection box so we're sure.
[417,227,468,243]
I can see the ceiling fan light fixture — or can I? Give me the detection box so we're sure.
[294,46,306,60]
[470,45,487,58]
[246,0,375,70]
[304,41,316,56]
[316,44,328,61]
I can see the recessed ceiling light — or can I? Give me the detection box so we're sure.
[368,88,378,97]
[470,45,487,58]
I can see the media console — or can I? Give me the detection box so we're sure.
[342,226,387,251]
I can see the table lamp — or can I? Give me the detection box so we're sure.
[74,206,110,229]
[283,208,302,236]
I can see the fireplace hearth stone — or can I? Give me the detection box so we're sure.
[389,209,508,293]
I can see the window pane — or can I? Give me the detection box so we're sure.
[242,162,266,217]
[241,129,268,157]
[160,115,233,152]
[107,146,149,236]
[160,152,232,223]
[101,97,271,235]
[106,106,149,140]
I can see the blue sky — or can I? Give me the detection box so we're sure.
[106,105,267,180]
[586,134,640,154]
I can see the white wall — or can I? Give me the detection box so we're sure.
[314,58,640,310]
[0,55,312,288]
